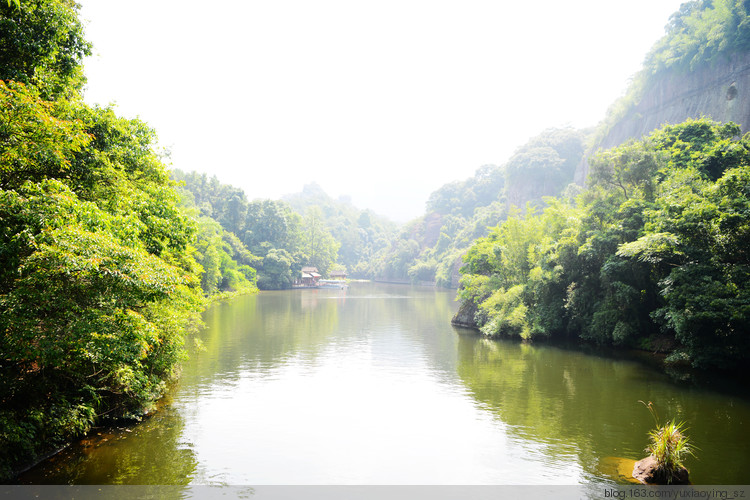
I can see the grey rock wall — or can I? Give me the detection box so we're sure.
[575,52,750,184]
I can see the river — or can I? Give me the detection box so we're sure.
[14,282,750,485]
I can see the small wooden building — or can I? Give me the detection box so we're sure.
[300,266,321,287]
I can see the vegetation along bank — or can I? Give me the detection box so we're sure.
[0,0,259,479]
[3,0,750,482]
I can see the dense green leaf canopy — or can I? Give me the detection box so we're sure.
[0,0,219,479]
[0,0,90,98]
[457,118,750,370]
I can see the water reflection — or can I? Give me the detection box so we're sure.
[455,335,750,484]
[17,395,197,484]
[15,283,750,485]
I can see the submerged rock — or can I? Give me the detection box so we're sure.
[632,455,689,485]
[598,457,642,484]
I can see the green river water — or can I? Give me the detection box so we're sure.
[15,283,750,485]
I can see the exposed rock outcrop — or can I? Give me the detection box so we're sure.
[576,52,750,184]
[451,299,478,329]
[632,455,690,485]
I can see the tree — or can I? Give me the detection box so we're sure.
[0,180,202,477]
[588,140,666,201]
[0,81,90,190]
[301,206,340,276]
[644,0,749,74]
[504,128,586,209]
[618,156,750,368]
[243,199,302,256]
[0,2,212,477]
[457,118,750,369]
[257,248,296,290]
[0,0,91,98]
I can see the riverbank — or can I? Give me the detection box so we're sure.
[1,382,171,483]
[1,285,259,483]
[450,298,749,385]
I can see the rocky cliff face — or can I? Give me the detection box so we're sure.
[575,52,750,184]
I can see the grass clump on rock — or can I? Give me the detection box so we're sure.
[633,401,694,485]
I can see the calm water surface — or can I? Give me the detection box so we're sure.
[17,283,750,484]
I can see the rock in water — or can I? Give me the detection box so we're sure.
[451,300,478,328]
[632,455,689,485]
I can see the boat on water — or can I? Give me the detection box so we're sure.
[317,279,348,289]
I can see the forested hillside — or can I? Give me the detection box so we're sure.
[282,182,397,278]
[579,0,750,182]
[456,119,750,371]
[453,0,750,371]
[379,127,588,287]
[172,174,397,287]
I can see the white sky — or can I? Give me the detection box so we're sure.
[77,0,685,222]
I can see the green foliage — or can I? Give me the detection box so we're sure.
[243,199,303,256]
[457,118,750,370]
[173,190,258,296]
[479,284,530,339]
[172,170,299,290]
[459,200,584,339]
[257,248,297,290]
[283,182,396,278]
[505,128,586,209]
[300,206,340,276]
[622,162,750,367]
[1,179,203,478]
[598,0,750,145]
[381,237,421,281]
[0,81,91,189]
[408,259,437,283]
[646,419,693,482]
[642,402,694,483]
[0,0,91,99]
[173,175,393,287]
[644,0,750,74]
[426,164,504,217]
[0,2,209,478]
[381,128,585,288]
[588,139,666,201]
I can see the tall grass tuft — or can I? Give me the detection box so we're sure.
[640,401,695,483]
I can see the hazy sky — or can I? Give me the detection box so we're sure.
[77,0,685,222]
